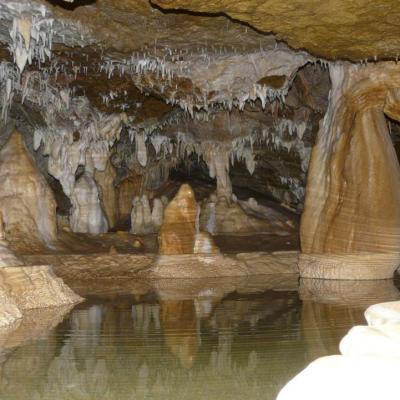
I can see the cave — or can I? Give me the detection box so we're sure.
[0,1,399,399]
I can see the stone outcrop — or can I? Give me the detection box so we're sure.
[0,265,82,328]
[70,172,108,234]
[300,62,400,279]
[0,129,57,247]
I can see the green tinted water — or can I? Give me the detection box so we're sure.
[0,277,398,400]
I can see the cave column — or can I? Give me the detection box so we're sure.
[300,62,400,279]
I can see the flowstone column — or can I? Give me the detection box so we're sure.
[300,62,400,279]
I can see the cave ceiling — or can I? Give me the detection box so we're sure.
[0,0,320,127]
[153,0,400,62]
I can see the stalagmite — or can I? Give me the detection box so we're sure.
[203,148,232,199]
[300,62,400,279]
[131,195,168,234]
[94,161,118,229]
[117,175,144,222]
[0,129,57,248]
[158,184,219,255]
[70,172,108,234]
[158,184,198,255]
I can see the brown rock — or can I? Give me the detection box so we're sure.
[154,0,400,61]
[108,245,118,254]
[117,175,144,222]
[158,184,198,255]
[0,265,82,328]
[300,62,400,279]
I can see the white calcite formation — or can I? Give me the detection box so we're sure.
[130,195,168,234]
[94,161,118,229]
[365,301,400,325]
[34,97,125,198]
[70,172,108,234]
[0,129,57,246]
[277,300,400,400]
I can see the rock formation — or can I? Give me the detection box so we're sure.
[94,161,118,229]
[158,183,223,256]
[158,184,199,255]
[130,195,168,234]
[117,176,144,223]
[300,62,400,279]
[153,0,400,61]
[0,129,57,248]
[200,194,294,235]
[0,265,82,328]
[70,172,108,234]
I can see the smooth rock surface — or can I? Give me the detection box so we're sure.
[277,355,400,400]
[365,301,400,326]
[340,324,400,358]
[300,63,400,279]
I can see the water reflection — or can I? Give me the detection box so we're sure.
[0,277,398,400]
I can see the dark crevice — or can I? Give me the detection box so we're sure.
[46,0,96,11]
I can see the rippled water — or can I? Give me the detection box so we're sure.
[0,276,399,400]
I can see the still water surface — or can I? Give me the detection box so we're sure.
[0,276,399,400]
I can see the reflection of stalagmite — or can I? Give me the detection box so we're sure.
[70,172,108,234]
[0,129,57,247]
[131,304,160,332]
[160,300,200,369]
[300,62,400,279]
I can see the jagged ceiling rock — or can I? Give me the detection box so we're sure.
[154,0,400,61]
[37,0,312,111]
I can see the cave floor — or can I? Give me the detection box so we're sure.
[11,229,299,256]
[17,230,300,282]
